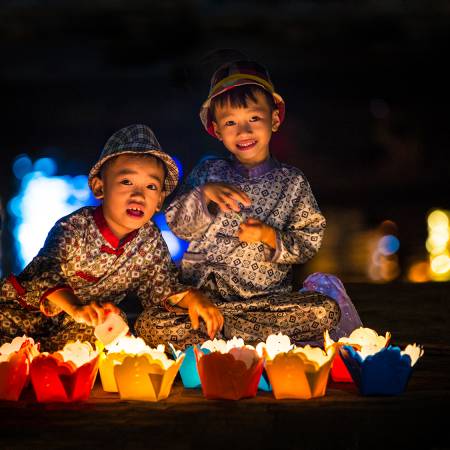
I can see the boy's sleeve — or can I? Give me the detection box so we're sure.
[165,161,215,241]
[270,177,326,265]
[0,217,78,316]
[136,233,191,311]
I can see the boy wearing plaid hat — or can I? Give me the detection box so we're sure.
[0,124,223,351]
[156,60,362,348]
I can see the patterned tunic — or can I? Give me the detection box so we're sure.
[136,156,341,349]
[165,156,326,297]
[0,206,187,351]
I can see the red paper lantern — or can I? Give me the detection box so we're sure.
[330,352,353,383]
[30,351,99,402]
[0,338,39,401]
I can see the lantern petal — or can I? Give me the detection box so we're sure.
[0,350,29,401]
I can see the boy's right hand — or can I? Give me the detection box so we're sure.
[69,302,121,327]
[202,182,251,213]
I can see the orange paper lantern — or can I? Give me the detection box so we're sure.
[195,346,264,400]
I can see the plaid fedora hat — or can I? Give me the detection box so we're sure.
[88,124,179,195]
[200,60,286,138]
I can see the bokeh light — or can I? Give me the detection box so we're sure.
[9,155,188,270]
[407,261,430,283]
[368,220,400,282]
[153,212,189,264]
[8,157,96,269]
[426,209,450,281]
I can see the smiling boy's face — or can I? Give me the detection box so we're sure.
[212,90,281,167]
[91,154,166,239]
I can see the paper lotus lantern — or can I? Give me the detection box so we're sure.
[324,328,391,383]
[114,349,184,402]
[340,342,424,396]
[0,336,39,401]
[169,344,211,389]
[264,342,336,400]
[255,333,295,392]
[194,338,264,400]
[30,341,99,402]
[98,335,166,392]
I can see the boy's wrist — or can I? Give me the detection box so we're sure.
[261,225,277,249]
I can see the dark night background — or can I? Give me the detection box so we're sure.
[1,1,449,281]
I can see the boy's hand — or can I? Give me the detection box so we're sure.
[238,217,277,249]
[202,182,251,213]
[69,302,121,327]
[180,290,224,339]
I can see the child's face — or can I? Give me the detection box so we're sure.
[91,154,166,239]
[212,90,280,166]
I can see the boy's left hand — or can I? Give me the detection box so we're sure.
[238,217,277,249]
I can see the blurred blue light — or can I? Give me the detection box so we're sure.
[7,196,21,218]
[378,235,400,256]
[199,154,219,164]
[171,155,183,181]
[10,159,97,269]
[34,157,57,176]
[153,212,188,263]
[12,155,33,179]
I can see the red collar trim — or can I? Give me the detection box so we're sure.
[92,206,138,250]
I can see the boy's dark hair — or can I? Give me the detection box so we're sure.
[209,84,277,121]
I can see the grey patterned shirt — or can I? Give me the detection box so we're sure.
[1,206,187,316]
[165,157,326,300]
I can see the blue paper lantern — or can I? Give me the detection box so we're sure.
[340,345,416,396]
[170,345,210,388]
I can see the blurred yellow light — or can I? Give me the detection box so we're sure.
[426,238,448,255]
[430,254,450,274]
[427,210,449,229]
[408,261,430,283]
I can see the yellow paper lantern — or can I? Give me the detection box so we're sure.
[98,335,166,392]
[114,352,184,402]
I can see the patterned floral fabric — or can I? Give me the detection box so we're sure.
[137,289,340,349]
[165,156,326,298]
[0,206,188,350]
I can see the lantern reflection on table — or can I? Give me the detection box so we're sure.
[340,341,424,396]
[30,341,99,402]
[194,338,264,400]
[262,333,336,399]
[0,336,39,401]
[114,345,184,402]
